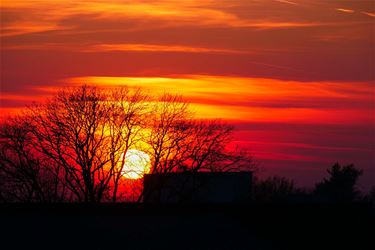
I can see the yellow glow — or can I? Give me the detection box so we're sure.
[121,149,151,179]
[86,44,244,54]
[2,75,373,125]
[63,75,374,125]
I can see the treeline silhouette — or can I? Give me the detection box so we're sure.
[253,162,374,204]
[0,86,373,204]
[0,86,254,203]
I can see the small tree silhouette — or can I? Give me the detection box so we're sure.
[253,176,299,202]
[0,120,67,202]
[314,163,363,202]
[363,186,375,204]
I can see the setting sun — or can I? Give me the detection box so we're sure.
[121,149,151,179]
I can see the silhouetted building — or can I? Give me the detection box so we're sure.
[143,172,252,203]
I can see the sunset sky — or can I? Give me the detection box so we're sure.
[1,0,374,189]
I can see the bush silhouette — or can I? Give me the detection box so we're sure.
[253,176,301,202]
[314,163,362,202]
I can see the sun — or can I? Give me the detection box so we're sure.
[121,149,151,179]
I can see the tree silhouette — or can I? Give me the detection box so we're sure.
[138,94,256,202]
[24,86,113,202]
[363,186,375,204]
[0,85,255,203]
[145,94,254,175]
[105,88,149,202]
[314,163,363,202]
[253,176,300,203]
[0,119,66,202]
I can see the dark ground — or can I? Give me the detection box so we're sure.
[0,203,373,250]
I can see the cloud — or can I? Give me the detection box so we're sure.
[0,0,340,38]
[1,42,252,55]
[336,8,355,14]
[85,44,248,54]
[63,75,374,124]
[274,0,298,6]
[233,121,375,190]
[1,1,374,98]
[0,22,66,37]
[361,11,375,17]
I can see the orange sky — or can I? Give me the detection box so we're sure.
[1,0,374,189]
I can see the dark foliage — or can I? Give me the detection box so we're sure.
[314,162,363,202]
[253,176,304,203]
[362,186,375,205]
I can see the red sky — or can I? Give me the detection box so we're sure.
[1,0,374,190]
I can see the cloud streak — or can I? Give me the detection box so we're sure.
[336,8,355,14]
[274,0,298,6]
[361,11,375,17]
[1,0,350,38]
[85,44,248,54]
[62,75,374,124]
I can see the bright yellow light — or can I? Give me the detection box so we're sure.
[121,149,151,179]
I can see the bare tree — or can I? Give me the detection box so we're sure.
[1,86,256,203]
[0,120,43,202]
[139,94,256,202]
[24,86,109,202]
[145,94,192,175]
[0,118,66,202]
[105,88,149,202]
[183,120,255,172]
[145,95,255,174]
[253,176,299,203]
[23,86,153,202]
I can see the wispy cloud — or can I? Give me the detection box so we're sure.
[335,8,375,18]
[0,0,336,38]
[335,8,355,14]
[62,75,374,124]
[2,43,250,54]
[361,11,375,17]
[0,22,65,37]
[274,0,298,6]
[86,44,247,54]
